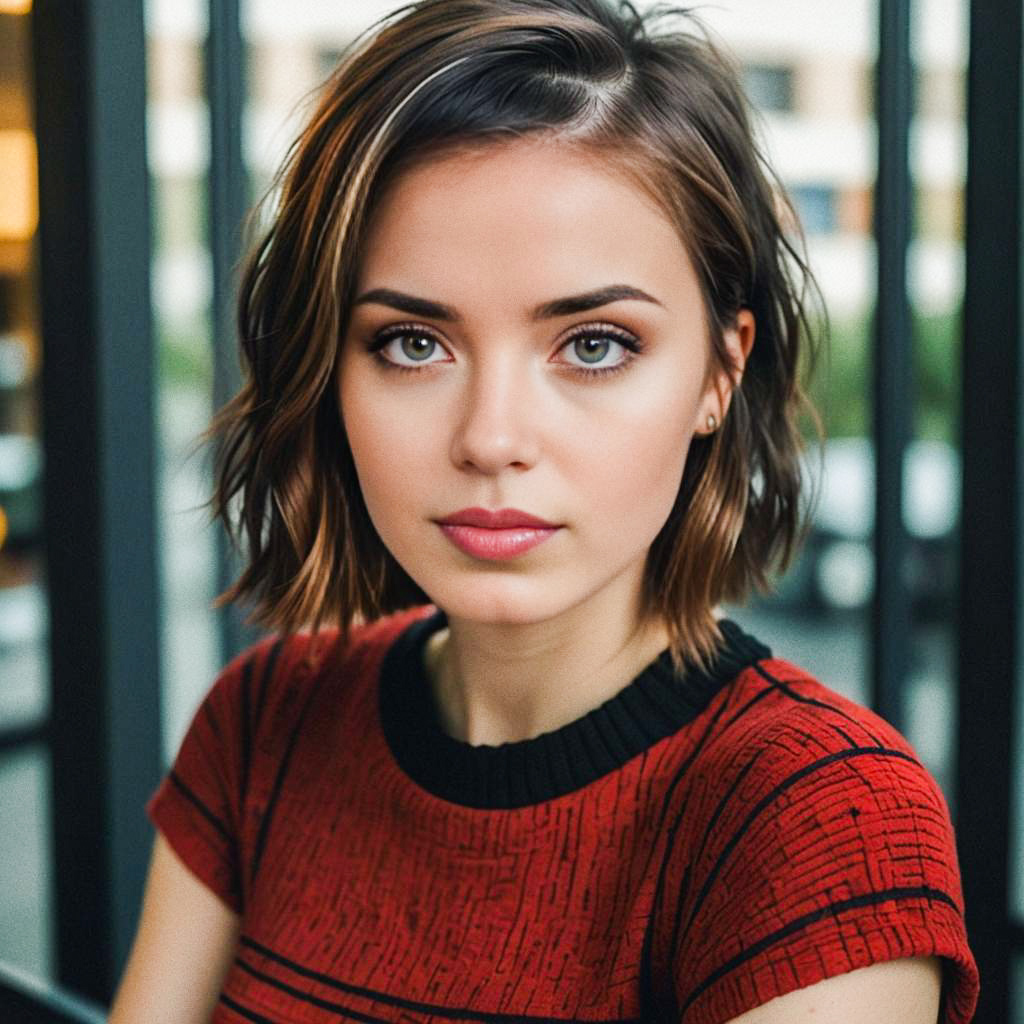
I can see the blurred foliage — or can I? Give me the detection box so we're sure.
[914,307,960,445]
[158,321,212,388]
[801,306,959,445]
[800,313,868,441]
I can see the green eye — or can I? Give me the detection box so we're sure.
[368,326,448,372]
[366,322,645,379]
[398,334,437,361]
[573,335,610,364]
[558,327,643,378]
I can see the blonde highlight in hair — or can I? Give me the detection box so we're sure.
[203,0,825,672]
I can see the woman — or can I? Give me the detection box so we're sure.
[109,1,979,1021]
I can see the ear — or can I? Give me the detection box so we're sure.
[693,308,756,436]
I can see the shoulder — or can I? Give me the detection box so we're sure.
[667,654,977,1024]
[697,654,938,807]
[690,654,958,883]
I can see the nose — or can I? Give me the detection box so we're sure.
[448,350,541,474]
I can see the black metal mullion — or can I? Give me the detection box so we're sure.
[871,0,914,732]
[207,0,259,664]
[956,2,1022,1020]
[31,0,162,1003]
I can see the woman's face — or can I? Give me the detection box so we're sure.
[337,137,746,627]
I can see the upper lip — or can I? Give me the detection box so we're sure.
[436,507,559,529]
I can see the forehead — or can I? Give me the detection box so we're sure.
[356,138,701,308]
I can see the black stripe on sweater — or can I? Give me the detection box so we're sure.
[235,956,391,1023]
[239,639,285,811]
[753,662,884,746]
[248,665,325,887]
[169,770,231,843]
[237,936,641,1024]
[678,884,961,1015]
[219,991,285,1024]
[239,655,253,809]
[678,746,920,947]
[639,665,773,1016]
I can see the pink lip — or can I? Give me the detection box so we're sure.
[434,508,562,561]
[436,507,558,529]
[438,523,560,560]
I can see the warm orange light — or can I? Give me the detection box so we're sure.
[0,0,32,13]
[0,130,37,240]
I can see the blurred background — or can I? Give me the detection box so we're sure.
[0,0,1019,1021]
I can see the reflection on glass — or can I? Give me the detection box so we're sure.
[0,7,48,727]
[0,0,51,983]
[0,746,52,977]
[904,0,966,802]
[146,0,222,762]
[693,1,876,712]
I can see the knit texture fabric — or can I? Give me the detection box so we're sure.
[147,604,979,1023]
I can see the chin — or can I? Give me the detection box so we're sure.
[421,576,570,627]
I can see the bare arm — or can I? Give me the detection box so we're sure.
[108,832,241,1024]
[722,956,942,1024]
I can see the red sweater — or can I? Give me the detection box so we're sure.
[147,604,979,1023]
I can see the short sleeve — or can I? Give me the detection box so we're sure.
[145,639,279,915]
[669,690,980,1024]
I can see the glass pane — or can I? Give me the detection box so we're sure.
[0,1,48,730]
[905,0,966,803]
[243,4,372,200]
[706,0,877,711]
[145,0,221,762]
[0,745,53,979]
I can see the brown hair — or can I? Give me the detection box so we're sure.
[204,0,825,674]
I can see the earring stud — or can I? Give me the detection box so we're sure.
[706,414,718,432]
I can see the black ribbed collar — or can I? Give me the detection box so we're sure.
[378,607,771,810]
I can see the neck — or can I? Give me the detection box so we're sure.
[424,582,673,747]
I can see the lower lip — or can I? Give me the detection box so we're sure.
[437,524,561,560]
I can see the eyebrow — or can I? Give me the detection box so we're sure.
[351,284,664,322]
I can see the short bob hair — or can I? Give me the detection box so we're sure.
[206,0,824,674]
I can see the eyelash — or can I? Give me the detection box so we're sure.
[365,322,645,379]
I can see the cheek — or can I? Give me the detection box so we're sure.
[570,382,698,537]
[591,421,690,520]
[337,368,448,537]
[338,370,400,505]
